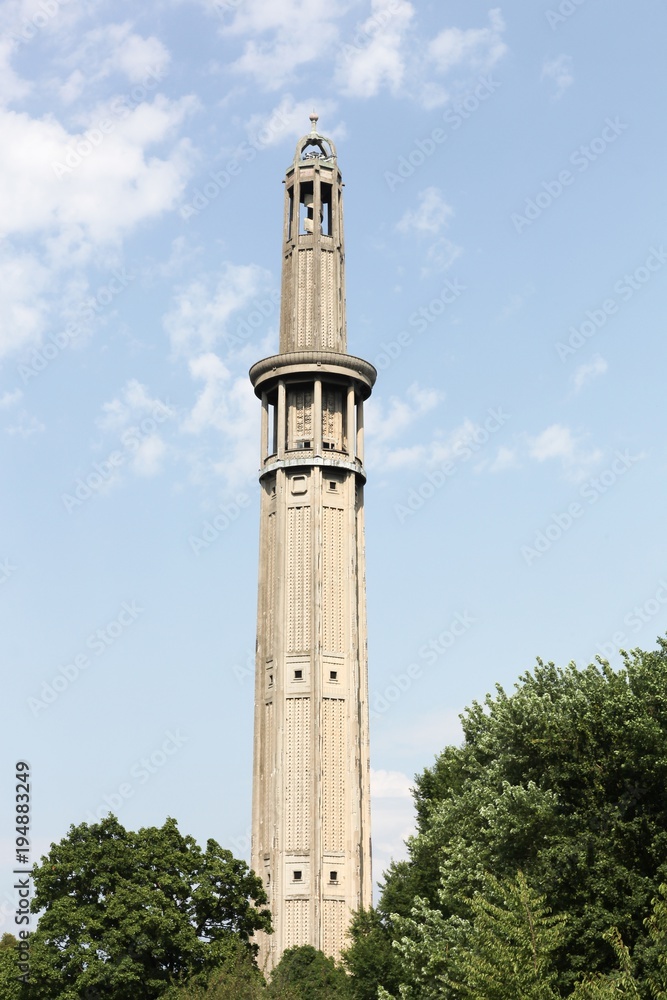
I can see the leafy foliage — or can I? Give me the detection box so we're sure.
[380,872,565,1000]
[348,641,667,997]
[342,907,402,1000]
[26,815,271,999]
[0,933,23,999]
[268,945,350,999]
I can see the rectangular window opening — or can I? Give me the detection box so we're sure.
[321,183,332,236]
[329,670,338,681]
[329,871,338,883]
[287,188,294,241]
[294,669,303,680]
[293,870,303,882]
[299,181,314,235]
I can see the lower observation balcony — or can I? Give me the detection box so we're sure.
[250,351,375,475]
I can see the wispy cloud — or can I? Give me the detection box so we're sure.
[428,9,507,76]
[572,355,607,393]
[366,382,443,451]
[397,186,454,236]
[163,263,275,358]
[541,53,574,101]
[336,0,416,99]
[528,423,602,480]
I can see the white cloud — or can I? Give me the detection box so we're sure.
[163,263,275,357]
[243,94,339,150]
[336,0,415,99]
[374,708,465,757]
[0,252,51,359]
[490,445,518,473]
[0,389,22,409]
[371,768,413,799]
[370,768,415,883]
[528,424,602,479]
[423,237,462,274]
[573,355,607,392]
[428,9,507,76]
[397,187,454,236]
[226,0,348,90]
[366,382,443,448]
[98,378,174,432]
[183,353,259,487]
[131,434,167,477]
[541,54,574,101]
[5,412,45,437]
[0,37,31,105]
[0,96,196,246]
[65,22,171,87]
[94,380,174,484]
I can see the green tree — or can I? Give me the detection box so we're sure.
[0,933,23,1000]
[380,872,565,1000]
[163,938,269,1000]
[27,815,271,999]
[342,907,401,1000]
[571,885,667,1000]
[268,944,350,999]
[348,641,667,997]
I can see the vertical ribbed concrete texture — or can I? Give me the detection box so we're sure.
[249,117,376,970]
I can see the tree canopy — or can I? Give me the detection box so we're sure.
[346,640,667,998]
[268,944,350,999]
[26,815,271,999]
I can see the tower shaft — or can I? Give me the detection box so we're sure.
[250,122,375,969]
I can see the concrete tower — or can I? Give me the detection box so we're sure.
[249,116,375,969]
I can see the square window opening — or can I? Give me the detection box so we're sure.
[294,669,303,680]
[329,871,338,883]
[329,670,338,681]
[293,870,303,882]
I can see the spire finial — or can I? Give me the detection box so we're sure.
[309,111,319,133]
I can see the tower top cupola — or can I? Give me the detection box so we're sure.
[293,112,337,166]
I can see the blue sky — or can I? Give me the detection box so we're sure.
[2,0,667,927]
